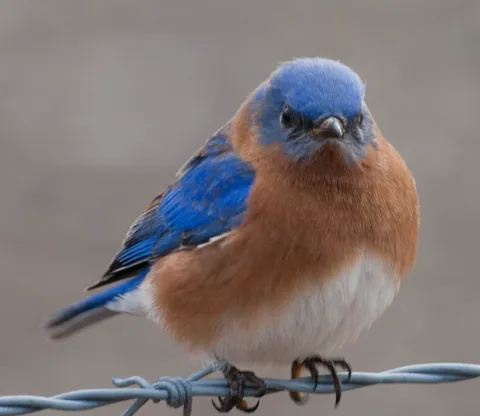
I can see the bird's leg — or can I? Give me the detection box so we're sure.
[289,356,352,407]
[212,364,267,413]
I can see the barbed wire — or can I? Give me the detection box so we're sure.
[1,361,480,416]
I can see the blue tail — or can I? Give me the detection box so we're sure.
[45,269,148,338]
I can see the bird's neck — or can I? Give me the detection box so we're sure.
[229,99,379,182]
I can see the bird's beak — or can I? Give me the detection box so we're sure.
[312,117,345,140]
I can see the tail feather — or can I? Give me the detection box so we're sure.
[47,307,118,340]
[45,269,148,339]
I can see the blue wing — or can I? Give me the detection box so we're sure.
[87,126,256,290]
[46,125,256,335]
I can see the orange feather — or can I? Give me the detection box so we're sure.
[147,98,419,352]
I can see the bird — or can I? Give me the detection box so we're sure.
[45,57,419,413]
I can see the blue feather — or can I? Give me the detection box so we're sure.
[46,269,148,328]
[100,129,256,282]
[254,57,370,162]
[47,129,256,337]
[46,57,374,340]
[270,58,365,120]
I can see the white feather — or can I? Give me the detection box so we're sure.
[194,232,231,249]
[132,252,399,366]
[209,253,399,364]
[106,289,146,316]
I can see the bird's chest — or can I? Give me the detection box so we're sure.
[211,254,399,364]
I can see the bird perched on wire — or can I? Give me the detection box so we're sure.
[46,57,419,413]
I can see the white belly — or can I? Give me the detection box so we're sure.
[210,254,399,365]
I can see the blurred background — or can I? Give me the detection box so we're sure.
[1,1,479,415]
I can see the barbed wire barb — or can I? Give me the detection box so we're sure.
[1,361,480,416]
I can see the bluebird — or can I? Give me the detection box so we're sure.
[46,57,419,413]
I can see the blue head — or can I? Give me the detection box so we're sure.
[251,57,375,164]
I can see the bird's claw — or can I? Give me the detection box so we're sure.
[212,397,260,414]
[289,356,352,407]
[211,365,266,413]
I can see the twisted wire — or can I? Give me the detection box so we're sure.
[1,361,479,416]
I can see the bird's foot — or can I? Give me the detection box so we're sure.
[289,356,352,407]
[212,364,267,413]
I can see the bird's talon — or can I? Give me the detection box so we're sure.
[236,399,260,413]
[211,397,228,412]
[332,359,352,381]
[303,360,320,391]
[289,390,309,405]
[289,356,352,408]
[212,397,221,409]
[211,365,264,414]
[212,397,238,413]
[289,359,313,404]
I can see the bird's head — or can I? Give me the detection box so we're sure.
[246,57,376,165]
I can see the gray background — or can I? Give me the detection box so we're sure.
[1,1,479,415]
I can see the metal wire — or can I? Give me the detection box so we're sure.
[1,361,480,416]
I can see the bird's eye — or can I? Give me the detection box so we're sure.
[280,104,299,129]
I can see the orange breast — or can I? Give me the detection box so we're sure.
[148,128,419,351]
